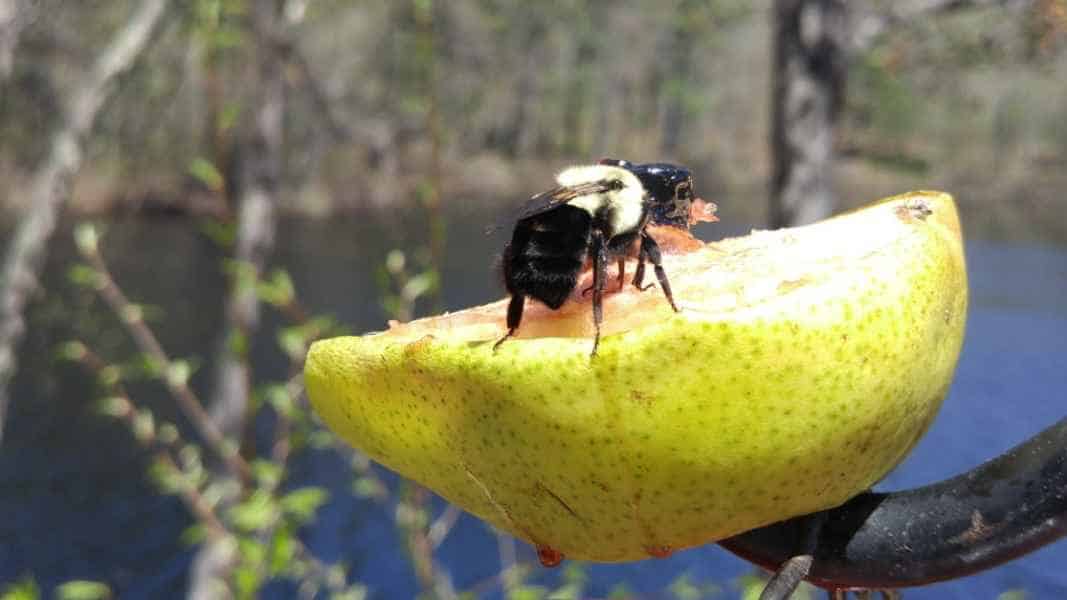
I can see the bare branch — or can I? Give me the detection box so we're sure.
[0,0,169,443]
[73,344,230,540]
[78,237,252,481]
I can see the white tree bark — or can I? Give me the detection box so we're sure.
[770,0,848,228]
[0,0,170,442]
[769,0,1034,228]
[0,0,31,80]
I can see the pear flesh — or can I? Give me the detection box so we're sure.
[305,192,968,562]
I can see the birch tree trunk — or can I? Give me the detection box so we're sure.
[0,0,169,442]
[769,0,1033,228]
[769,0,848,228]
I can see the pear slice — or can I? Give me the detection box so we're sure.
[305,191,967,563]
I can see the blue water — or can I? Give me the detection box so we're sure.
[1,219,1065,599]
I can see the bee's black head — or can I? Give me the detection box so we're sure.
[599,158,696,229]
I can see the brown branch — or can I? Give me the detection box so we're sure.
[72,344,229,540]
[77,240,252,481]
[0,0,170,443]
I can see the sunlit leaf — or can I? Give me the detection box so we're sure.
[229,491,278,532]
[1,576,40,600]
[55,581,111,600]
[280,486,330,524]
[188,157,225,192]
[73,224,99,256]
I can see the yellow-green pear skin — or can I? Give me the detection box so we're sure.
[306,192,967,562]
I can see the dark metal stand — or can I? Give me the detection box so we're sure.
[719,417,1067,597]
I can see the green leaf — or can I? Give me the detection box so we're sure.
[669,573,702,600]
[180,523,208,546]
[120,304,143,324]
[56,341,87,362]
[1,576,40,600]
[227,329,248,358]
[229,491,278,532]
[385,250,406,274]
[277,327,306,359]
[546,583,582,600]
[158,423,180,445]
[223,259,258,293]
[95,396,130,418]
[132,409,156,443]
[280,487,329,524]
[261,383,294,418]
[401,270,439,302]
[56,580,111,600]
[188,157,225,192]
[607,583,633,599]
[508,586,547,600]
[148,457,186,495]
[997,591,1028,600]
[309,429,337,449]
[331,585,369,600]
[199,220,236,249]
[257,270,296,307]
[166,360,194,388]
[250,459,282,488]
[73,224,99,256]
[66,265,101,288]
[129,354,165,380]
[218,102,242,132]
[268,527,296,575]
[232,564,261,600]
[736,573,766,600]
[98,365,121,387]
[562,563,586,586]
[352,477,384,499]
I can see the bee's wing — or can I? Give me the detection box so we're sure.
[514,180,616,222]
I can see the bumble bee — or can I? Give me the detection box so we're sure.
[495,159,711,356]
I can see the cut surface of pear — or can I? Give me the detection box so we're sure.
[305,191,968,562]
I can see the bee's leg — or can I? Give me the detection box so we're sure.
[493,293,525,351]
[590,230,608,356]
[641,233,678,312]
[616,258,626,291]
[632,246,655,292]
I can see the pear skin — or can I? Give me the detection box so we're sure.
[305,191,967,562]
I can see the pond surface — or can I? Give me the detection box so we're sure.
[1,209,1065,598]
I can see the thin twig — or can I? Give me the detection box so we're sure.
[427,503,462,550]
[73,344,229,539]
[79,242,251,481]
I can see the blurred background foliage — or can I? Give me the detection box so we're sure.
[0,0,1064,238]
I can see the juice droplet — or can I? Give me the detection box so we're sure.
[646,544,673,559]
[536,544,564,567]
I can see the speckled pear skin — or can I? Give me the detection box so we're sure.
[305,192,967,562]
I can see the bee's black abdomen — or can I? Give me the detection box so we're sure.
[504,205,592,310]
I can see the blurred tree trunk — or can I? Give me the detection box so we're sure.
[187,0,285,595]
[0,0,28,80]
[0,0,169,443]
[770,0,1035,228]
[769,0,847,228]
